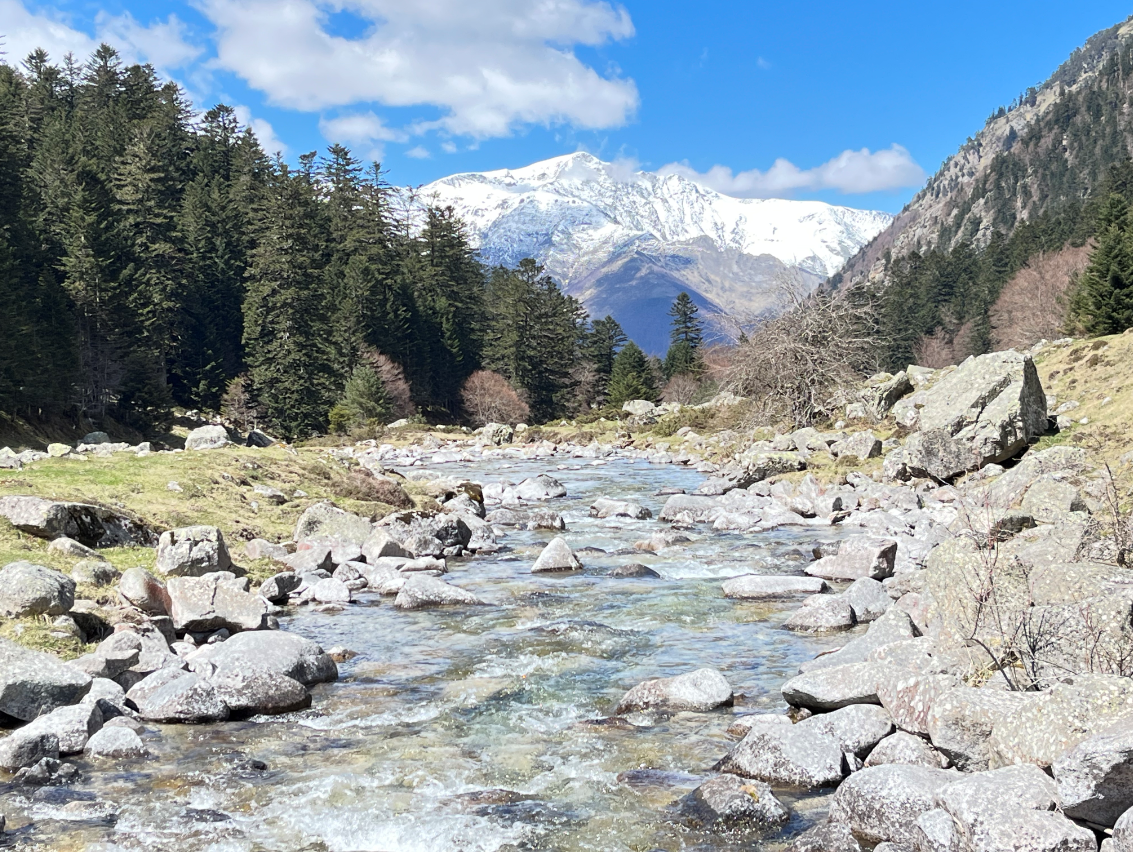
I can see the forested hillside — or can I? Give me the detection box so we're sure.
[0,46,686,439]
[834,15,1133,368]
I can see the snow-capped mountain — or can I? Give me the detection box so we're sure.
[414,152,892,353]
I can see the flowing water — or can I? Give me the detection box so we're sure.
[6,457,851,852]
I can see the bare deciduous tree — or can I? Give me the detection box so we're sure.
[461,370,530,426]
[360,350,415,419]
[662,373,701,405]
[726,272,883,428]
[990,245,1089,350]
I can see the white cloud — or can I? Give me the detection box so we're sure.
[0,1,200,75]
[233,105,287,156]
[198,0,639,138]
[319,110,407,146]
[405,145,430,159]
[659,145,927,198]
[441,141,458,154]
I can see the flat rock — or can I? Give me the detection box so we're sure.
[187,630,337,685]
[208,668,310,716]
[784,594,855,632]
[0,638,91,721]
[134,671,229,723]
[0,495,157,547]
[590,498,652,520]
[723,575,829,599]
[615,668,733,714]
[394,574,485,609]
[782,662,881,711]
[0,561,75,616]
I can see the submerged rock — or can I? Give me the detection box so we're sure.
[84,725,147,759]
[531,537,583,573]
[722,575,829,599]
[394,574,486,609]
[608,563,660,578]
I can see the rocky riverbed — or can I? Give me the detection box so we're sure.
[2,347,1133,851]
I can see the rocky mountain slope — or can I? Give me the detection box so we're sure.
[411,153,891,352]
[838,15,1133,287]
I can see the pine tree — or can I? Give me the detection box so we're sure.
[583,315,627,394]
[664,292,704,378]
[243,160,337,437]
[329,364,391,432]
[1071,193,1133,335]
[606,341,657,407]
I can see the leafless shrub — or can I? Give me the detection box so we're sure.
[726,273,883,428]
[990,246,1089,350]
[461,370,530,427]
[360,350,415,419]
[221,374,261,432]
[662,373,701,405]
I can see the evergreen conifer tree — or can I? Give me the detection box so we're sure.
[664,292,704,378]
[1071,193,1133,335]
[606,341,657,406]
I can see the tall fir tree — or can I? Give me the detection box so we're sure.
[606,341,657,407]
[664,292,704,378]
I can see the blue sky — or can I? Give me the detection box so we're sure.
[3,0,1131,212]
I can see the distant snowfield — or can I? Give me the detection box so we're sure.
[409,153,892,353]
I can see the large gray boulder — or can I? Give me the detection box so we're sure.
[0,638,91,721]
[926,686,1038,771]
[828,764,956,846]
[935,764,1063,848]
[832,430,883,462]
[393,575,485,609]
[18,701,103,754]
[903,351,1048,480]
[798,704,894,757]
[1114,807,1133,851]
[133,671,229,723]
[805,536,897,581]
[515,474,567,502]
[716,723,845,789]
[0,729,59,771]
[118,567,172,615]
[677,774,789,829]
[783,594,856,632]
[85,725,147,759]
[258,572,302,604]
[791,821,862,852]
[294,503,373,552]
[0,561,75,616]
[782,661,881,711]
[184,425,230,450]
[0,495,157,547]
[865,731,948,768]
[1054,716,1133,826]
[734,450,807,487]
[209,668,310,716]
[188,631,337,686]
[723,575,829,599]
[362,529,411,562]
[842,577,892,623]
[154,526,233,577]
[532,537,583,573]
[615,668,733,714]
[166,571,268,632]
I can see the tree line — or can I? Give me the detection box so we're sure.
[0,46,709,439]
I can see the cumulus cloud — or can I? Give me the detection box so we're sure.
[0,1,200,74]
[319,111,408,146]
[197,0,639,138]
[405,145,431,159]
[659,145,927,198]
[233,105,287,156]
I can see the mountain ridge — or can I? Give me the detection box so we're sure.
[409,152,892,352]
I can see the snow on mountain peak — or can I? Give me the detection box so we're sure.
[412,153,893,352]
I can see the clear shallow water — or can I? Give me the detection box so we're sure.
[6,458,852,852]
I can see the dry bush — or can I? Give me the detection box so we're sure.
[700,344,733,384]
[990,245,1089,350]
[221,374,262,432]
[662,373,701,405]
[913,327,957,369]
[360,350,415,419]
[461,370,530,426]
[308,461,414,509]
[726,273,882,428]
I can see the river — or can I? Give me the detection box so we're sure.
[11,455,850,852]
